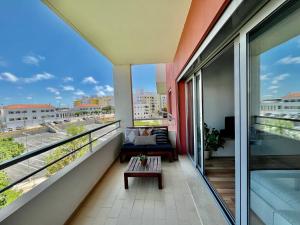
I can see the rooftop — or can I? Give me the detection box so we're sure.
[282,92,300,99]
[3,104,54,110]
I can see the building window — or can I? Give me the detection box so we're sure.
[248,1,300,224]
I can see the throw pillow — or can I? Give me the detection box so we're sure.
[125,128,139,143]
[139,128,153,136]
[152,129,168,144]
[134,135,156,145]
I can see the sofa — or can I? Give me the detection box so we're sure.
[120,126,175,162]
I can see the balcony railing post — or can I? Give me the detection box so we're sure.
[89,133,93,152]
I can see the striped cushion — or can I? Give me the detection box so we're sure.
[152,129,169,144]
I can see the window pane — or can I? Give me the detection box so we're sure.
[249,2,300,224]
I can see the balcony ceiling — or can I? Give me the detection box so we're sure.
[43,0,192,65]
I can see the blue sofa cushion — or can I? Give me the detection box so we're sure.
[122,143,173,151]
[152,128,169,144]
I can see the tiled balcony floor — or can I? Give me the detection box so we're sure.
[67,156,228,225]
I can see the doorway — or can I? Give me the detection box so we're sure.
[201,44,236,218]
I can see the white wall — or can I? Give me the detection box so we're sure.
[113,65,133,128]
[0,132,123,225]
[203,48,234,131]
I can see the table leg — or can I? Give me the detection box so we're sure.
[124,174,129,189]
[158,174,162,189]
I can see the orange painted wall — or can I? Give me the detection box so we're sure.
[166,0,230,153]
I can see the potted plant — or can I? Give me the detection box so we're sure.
[204,123,225,159]
[139,154,148,166]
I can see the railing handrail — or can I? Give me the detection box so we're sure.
[0,120,121,170]
[254,115,300,123]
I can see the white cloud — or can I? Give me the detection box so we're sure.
[268,85,279,90]
[271,73,289,84]
[55,96,62,100]
[105,85,114,92]
[62,85,75,91]
[82,76,98,84]
[94,85,114,96]
[47,87,60,95]
[260,74,270,81]
[24,72,54,83]
[0,72,19,82]
[74,89,86,96]
[274,73,289,80]
[63,76,74,82]
[263,95,273,99]
[26,96,33,100]
[278,56,300,64]
[22,54,45,66]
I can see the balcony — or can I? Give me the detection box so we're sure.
[0,121,227,225]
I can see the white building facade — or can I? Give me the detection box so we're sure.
[0,104,57,130]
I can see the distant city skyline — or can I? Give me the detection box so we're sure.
[0,0,157,108]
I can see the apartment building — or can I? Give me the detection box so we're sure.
[0,104,56,129]
[133,91,161,119]
[74,103,101,114]
[261,92,300,117]
[74,96,114,108]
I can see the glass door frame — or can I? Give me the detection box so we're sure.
[195,71,204,173]
[185,75,198,164]
[238,1,287,225]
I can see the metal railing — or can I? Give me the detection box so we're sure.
[0,120,121,194]
[254,115,300,131]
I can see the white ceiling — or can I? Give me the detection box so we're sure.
[44,0,192,65]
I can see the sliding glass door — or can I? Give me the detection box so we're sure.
[248,1,300,224]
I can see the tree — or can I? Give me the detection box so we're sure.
[0,138,24,208]
[0,171,22,208]
[102,105,114,114]
[44,125,89,175]
[0,137,25,163]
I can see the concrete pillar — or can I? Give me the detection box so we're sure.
[113,65,133,128]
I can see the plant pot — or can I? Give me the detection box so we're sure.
[204,150,211,160]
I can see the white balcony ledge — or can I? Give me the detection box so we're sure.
[0,131,123,225]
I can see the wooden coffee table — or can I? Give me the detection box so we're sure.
[124,156,162,189]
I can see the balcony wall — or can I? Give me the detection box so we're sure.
[0,132,123,225]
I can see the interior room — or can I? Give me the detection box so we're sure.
[202,45,235,217]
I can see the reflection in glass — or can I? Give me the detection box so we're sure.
[196,75,202,168]
[249,2,300,224]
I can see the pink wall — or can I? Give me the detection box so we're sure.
[166,0,230,154]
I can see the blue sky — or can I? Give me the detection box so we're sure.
[132,64,157,94]
[259,35,300,100]
[0,0,156,107]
